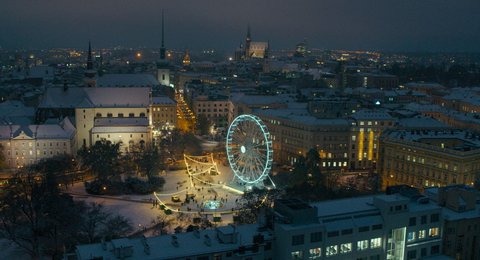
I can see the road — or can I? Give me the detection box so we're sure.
[175,92,196,132]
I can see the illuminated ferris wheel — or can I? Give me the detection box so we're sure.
[226,114,273,185]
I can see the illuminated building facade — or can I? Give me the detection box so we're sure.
[273,195,443,260]
[0,118,76,168]
[151,96,177,131]
[349,109,396,170]
[75,87,152,152]
[192,95,233,128]
[254,109,351,171]
[380,129,480,190]
[237,25,269,60]
[70,187,480,260]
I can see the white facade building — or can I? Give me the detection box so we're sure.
[0,117,76,168]
[75,87,151,151]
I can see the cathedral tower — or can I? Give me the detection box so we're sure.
[84,41,97,87]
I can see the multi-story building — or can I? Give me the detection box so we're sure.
[91,117,151,153]
[273,195,443,260]
[192,95,233,129]
[0,117,76,168]
[75,87,152,151]
[425,185,480,260]
[346,72,399,89]
[349,109,396,171]
[380,129,480,190]
[71,224,273,260]
[72,187,480,260]
[254,108,351,171]
[151,96,177,132]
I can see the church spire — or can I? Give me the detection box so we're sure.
[160,9,166,60]
[245,24,252,60]
[87,41,93,70]
[84,41,97,87]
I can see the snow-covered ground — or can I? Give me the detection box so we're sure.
[67,154,245,235]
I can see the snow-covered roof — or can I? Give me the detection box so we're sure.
[94,117,149,127]
[97,74,159,88]
[384,129,480,151]
[350,109,393,120]
[0,100,35,118]
[0,117,75,140]
[152,96,176,105]
[254,108,350,127]
[398,116,448,129]
[40,87,151,109]
[231,93,294,105]
[75,224,265,260]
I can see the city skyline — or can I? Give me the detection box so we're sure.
[1,0,480,52]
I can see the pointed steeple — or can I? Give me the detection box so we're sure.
[160,9,166,60]
[87,41,93,70]
[85,41,97,87]
[245,24,252,60]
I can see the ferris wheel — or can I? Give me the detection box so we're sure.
[226,114,273,185]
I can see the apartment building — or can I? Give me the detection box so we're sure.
[273,196,443,260]
[192,95,233,129]
[254,108,351,171]
[70,187,480,260]
[380,129,480,190]
[151,96,177,132]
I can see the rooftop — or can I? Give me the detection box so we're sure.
[97,74,159,88]
[75,224,266,260]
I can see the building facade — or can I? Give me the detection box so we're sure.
[0,118,76,168]
[75,87,152,152]
[151,96,177,132]
[254,109,351,171]
[380,129,480,190]
[69,187,480,260]
[349,109,396,171]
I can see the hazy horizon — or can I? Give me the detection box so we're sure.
[1,0,480,52]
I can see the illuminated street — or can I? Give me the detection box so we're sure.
[175,92,196,132]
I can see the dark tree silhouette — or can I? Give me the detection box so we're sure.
[78,139,121,180]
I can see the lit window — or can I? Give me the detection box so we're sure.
[291,251,303,259]
[418,230,426,239]
[340,243,352,254]
[308,248,321,259]
[370,238,382,248]
[357,240,368,251]
[407,231,416,242]
[352,135,356,141]
[326,245,338,256]
[429,227,439,237]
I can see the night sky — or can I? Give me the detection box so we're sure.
[1,0,479,52]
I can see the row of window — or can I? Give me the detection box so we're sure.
[406,245,440,259]
[197,108,229,113]
[197,103,227,107]
[152,107,174,112]
[6,141,68,147]
[409,214,439,226]
[291,238,383,259]
[407,227,440,242]
[95,113,146,118]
